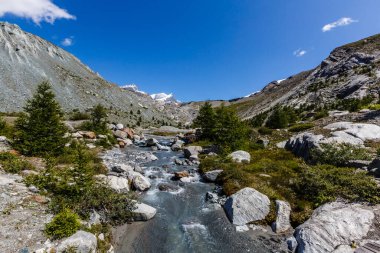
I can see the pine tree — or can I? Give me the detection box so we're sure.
[90,104,108,134]
[14,82,67,156]
[266,106,289,129]
[193,102,216,140]
[213,104,249,152]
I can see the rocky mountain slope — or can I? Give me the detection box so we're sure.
[0,22,192,126]
[186,34,380,120]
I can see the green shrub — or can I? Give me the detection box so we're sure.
[311,143,372,166]
[68,111,90,121]
[258,127,273,135]
[288,123,314,132]
[45,209,81,239]
[314,109,329,120]
[249,112,268,127]
[0,152,35,174]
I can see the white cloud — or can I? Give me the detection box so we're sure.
[0,0,75,24]
[322,17,357,32]
[293,49,307,57]
[61,37,73,46]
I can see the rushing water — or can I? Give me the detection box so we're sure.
[107,137,284,253]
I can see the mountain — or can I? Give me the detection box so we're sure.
[0,22,192,126]
[190,34,380,120]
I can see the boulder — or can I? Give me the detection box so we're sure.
[114,130,128,139]
[174,171,190,179]
[324,122,380,141]
[189,154,199,161]
[132,173,151,191]
[106,176,130,193]
[146,138,158,147]
[294,202,375,253]
[158,183,180,192]
[88,210,101,228]
[286,236,298,252]
[224,187,270,225]
[202,169,223,182]
[80,131,96,139]
[285,133,323,161]
[116,123,124,130]
[111,164,134,173]
[272,200,292,233]
[57,231,97,253]
[228,151,251,163]
[174,158,183,165]
[132,202,157,221]
[0,136,11,152]
[183,146,203,159]
[171,143,182,151]
[71,132,83,138]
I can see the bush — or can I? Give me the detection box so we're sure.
[68,111,90,121]
[265,106,298,129]
[13,82,68,157]
[0,152,35,174]
[249,112,268,127]
[258,127,273,135]
[288,123,314,132]
[311,143,372,166]
[45,209,81,239]
[0,117,14,139]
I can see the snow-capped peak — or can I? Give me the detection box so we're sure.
[121,84,147,95]
[150,93,178,104]
[244,91,260,98]
[277,79,286,84]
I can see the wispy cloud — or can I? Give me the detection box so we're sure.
[293,49,307,57]
[0,0,75,25]
[61,36,74,47]
[322,17,357,32]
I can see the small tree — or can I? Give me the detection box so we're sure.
[14,82,67,156]
[193,102,216,140]
[213,104,249,152]
[266,106,289,129]
[90,104,108,134]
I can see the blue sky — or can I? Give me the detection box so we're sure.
[1,0,380,102]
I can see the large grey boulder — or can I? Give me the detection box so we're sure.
[202,169,223,182]
[228,151,251,163]
[183,146,203,159]
[285,133,323,161]
[224,187,270,226]
[294,202,375,253]
[324,122,380,141]
[272,200,292,233]
[132,202,157,221]
[57,230,97,253]
[106,175,130,193]
[132,173,151,191]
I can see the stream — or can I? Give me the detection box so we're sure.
[104,137,285,253]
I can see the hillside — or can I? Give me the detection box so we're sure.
[187,34,380,120]
[0,22,192,126]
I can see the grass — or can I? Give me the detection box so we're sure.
[200,148,380,226]
[288,123,314,132]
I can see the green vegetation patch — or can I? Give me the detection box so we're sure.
[0,152,35,174]
[45,209,81,240]
[288,123,314,132]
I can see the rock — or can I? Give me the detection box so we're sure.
[71,132,83,138]
[97,134,107,139]
[171,143,182,151]
[272,200,292,233]
[80,131,96,139]
[180,176,197,183]
[332,245,355,253]
[111,164,134,173]
[20,170,39,177]
[256,138,269,148]
[132,173,151,191]
[294,202,375,253]
[285,133,323,160]
[183,146,203,159]
[202,170,223,182]
[114,130,127,139]
[106,176,130,193]
[224,187,270,225]
[123,139,133,146]
[0,136,11,152]
[228,150,251,163]
[98,233,105,241]
[116,123,124,130]
[157,144,170,151]
[132,202,157,221]
[174,171,190,179]
[57,230,97,253]
[205,191,219,203]
[146,138,158,147]
[276,141,287,149]
[236,225,250,232]
[368,158,380,177]
[189,154,199,161]
[174,158,183,165]
[150,154,158,161]
[133,135,141,141]
[123,128,134,139]
[324,122,380,141]
[86,143,96,149]
[286,236,298,252]
[28,185,39,193]
[88,210,101,227]
[158,183,180,192]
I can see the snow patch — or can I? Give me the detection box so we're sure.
[121,84,147,95]
[150,93,178,104]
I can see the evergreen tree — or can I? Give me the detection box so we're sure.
[266,106,289,129]
[213,104,249,152]
[14,82,67,156]
[90,104,108,134]
[193,102,216,140]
